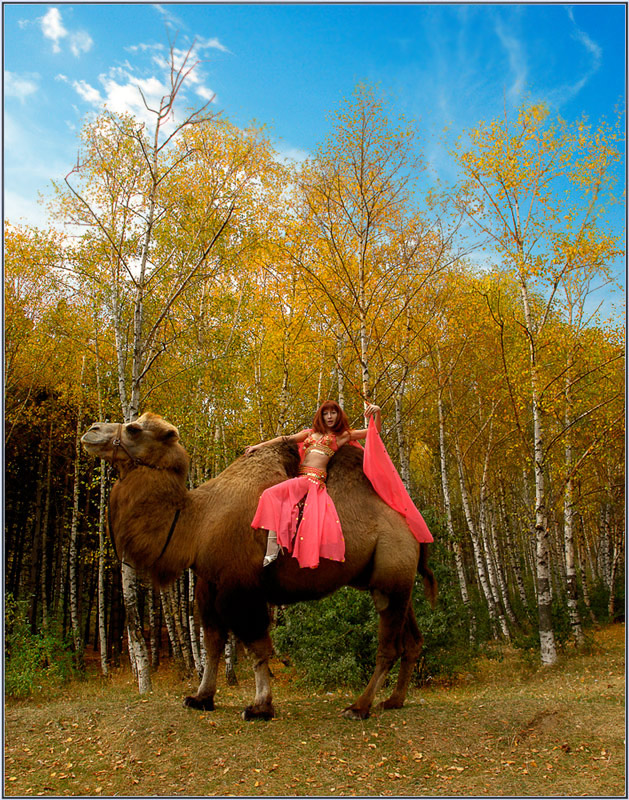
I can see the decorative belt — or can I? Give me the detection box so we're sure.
[299,464,327,485]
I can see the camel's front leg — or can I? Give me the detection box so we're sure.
[184,624,226,710]
[184,579,226,711]
[242,633,275,721]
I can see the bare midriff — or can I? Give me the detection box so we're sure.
[301,431,350,471]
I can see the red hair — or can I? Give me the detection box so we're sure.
[312,401,350,435]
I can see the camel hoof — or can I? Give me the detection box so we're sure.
[183,695,215,711]
[342,705,370,721]
[380,697,404,710]
[242,704,275,721]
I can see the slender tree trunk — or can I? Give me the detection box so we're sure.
[519,275,557,665]
[123,562,152,693]
[488,513,518,626]
[477,431,511,639]
[501,483,528,606]
[436,375,475,640]
[149,587,160,669]
[69,355,86,668]
[28,455,44,631]
[97,459,109,675]
[336,330,346,409]
[188,570,203,677]
[394,383,411,489]
[93,323,109,675]
[452,428,505,638]
[225,632,239,686]
[161,588,184,666]
[38,422,54,631]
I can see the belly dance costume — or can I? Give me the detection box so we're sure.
[251,431,345,569]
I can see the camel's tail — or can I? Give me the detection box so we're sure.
[418,543,438,609]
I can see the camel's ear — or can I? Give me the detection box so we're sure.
[160,425,180,442]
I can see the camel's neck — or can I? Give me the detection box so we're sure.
[109,465,192,587]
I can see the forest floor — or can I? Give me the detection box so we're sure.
[4,623,625,797]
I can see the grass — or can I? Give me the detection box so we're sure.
[4,624,625,797]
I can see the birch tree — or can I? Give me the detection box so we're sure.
[51,43,242,692]
[453,102,622,665]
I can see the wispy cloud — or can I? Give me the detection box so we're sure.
[494,18,528,107]
[153,4,186,32]
[5,71,39,102]
[550,7,603,105]
[39,7,93,57]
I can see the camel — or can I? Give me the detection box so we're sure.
[81,412,437,720]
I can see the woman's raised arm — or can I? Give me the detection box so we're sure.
[348,404,381,440]
[245,428,310,456]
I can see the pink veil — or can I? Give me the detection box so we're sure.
[362,418,433,543]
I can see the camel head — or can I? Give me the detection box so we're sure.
[81,412,189,478]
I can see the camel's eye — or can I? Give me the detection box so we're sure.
[126,424,142,435]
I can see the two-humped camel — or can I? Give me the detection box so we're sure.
[82,412,436,720]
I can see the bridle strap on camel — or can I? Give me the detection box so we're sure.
[107,422,180,567]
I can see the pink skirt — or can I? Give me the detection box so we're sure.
[251,476,345,569]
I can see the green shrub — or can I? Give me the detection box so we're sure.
[272,588,378,689]
[5,595,77,699]
[272,540,484,690]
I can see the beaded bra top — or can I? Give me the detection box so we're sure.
[302,430,339,459]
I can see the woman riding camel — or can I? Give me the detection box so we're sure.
[245,400,432,569]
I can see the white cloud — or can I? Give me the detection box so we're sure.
[73,79,103,106]
[40,7,67,53]
[70,30,94,57]
[99,72,170,125]
[38,7,92,57]
[197,36,230,54]
[5,71,39,102]
[196,86,217,103]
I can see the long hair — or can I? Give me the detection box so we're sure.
[312,401,350,435]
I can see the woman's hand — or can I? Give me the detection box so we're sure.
[244,444,260,456]
[365,403,381,417]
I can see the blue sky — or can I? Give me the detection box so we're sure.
[4,2,626,302]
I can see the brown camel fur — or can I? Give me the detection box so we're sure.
[82,412,437,720]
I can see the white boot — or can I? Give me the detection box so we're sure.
[263,530,281,566]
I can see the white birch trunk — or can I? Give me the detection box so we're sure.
[225,632,239,686]
[478,437,510,639]
[488,514,517,626]
[161,588,182,663]
[453,432,504,638]
[336,330,346,408]
[394,385,411,489]
[436,376,475,639]
[122,562,152,693]
[519,276,557,666]
[188,570,203,677]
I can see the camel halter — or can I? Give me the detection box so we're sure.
[108,422,181,568]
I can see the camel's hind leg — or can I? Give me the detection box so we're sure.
[342,590,409,720]
[380,605,423,710]
[184,579,226,711]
